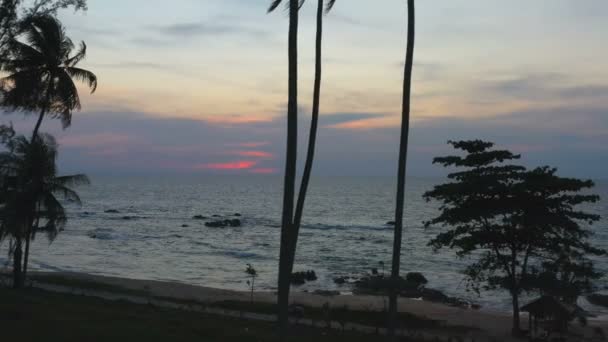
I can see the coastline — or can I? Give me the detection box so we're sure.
[23,271,607,338]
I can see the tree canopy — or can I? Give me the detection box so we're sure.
[1,0,86,57]
[424,140,605,334]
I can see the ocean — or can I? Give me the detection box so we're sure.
[1,175,606,314]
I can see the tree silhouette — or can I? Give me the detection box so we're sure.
[388,0,416,340]
[424,140,605,336]
[0,14,97,139]
[0,133,89,288]
[268,1,335,337]
[267,0,300,337]
[0,0,87,67]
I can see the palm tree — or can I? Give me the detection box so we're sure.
[0,14,97,140]
[267,0,300,337]
[388,0,416,340]
[268,1,335,336]
[0,133,89,288]
[292,0,336,253]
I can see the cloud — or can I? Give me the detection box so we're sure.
[154,22,270,39]
[58,132,134,148]
[479,72,608,103]
[3,99,606,178]
[159,23,239,36]
[229,142,270,148]
[249,168,279,174]
[230,150,274,158]
[93,61,174,70]
[197,161,258,170]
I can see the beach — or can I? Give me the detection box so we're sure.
[21,271,608,341]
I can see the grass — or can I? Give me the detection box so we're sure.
[17,273,477,337]
[0,287,400,342]
[214,300,440,329]
[29,274,148,296]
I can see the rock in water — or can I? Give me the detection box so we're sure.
[205,219,242,228]
[105,209,120,214]
[588,294,608,308]
[291,270,318,285]
[313,290,340,297]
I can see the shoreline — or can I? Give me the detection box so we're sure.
[19,271,607,339]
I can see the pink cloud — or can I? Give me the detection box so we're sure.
[197,160,258,170]
[231,150,274,158]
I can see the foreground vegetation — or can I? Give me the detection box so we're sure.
[0,287,402,342]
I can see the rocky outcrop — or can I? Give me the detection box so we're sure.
[291,270,318,285]
[205,219,241,228]
[588,294,608,308]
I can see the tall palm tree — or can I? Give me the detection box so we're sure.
[268,0,300,337]
[388,0,416,340]
[292,0,336,250]
[0,14,97,140]
[0,133,89,288]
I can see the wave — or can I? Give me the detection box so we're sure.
[220,250,267,260]
[301,223,390,232]
[87,228,121,240]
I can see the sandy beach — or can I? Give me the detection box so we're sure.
[24,271,607,341]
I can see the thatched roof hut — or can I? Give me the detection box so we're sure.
[521,296,584,336]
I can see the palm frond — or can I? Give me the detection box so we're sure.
[326,0,336,13]
[268,0,305,12]
[55,174,90,188]
[268,0,283,13]
[49,71,80,127]
[65,41,87,67]
[66,66,97,93]
[49,183,82,205]
[4,40,46,69]
[1,14,94,124]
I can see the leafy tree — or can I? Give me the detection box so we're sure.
[527,250,602,304]
[388,0,416,340]
[424,140,605,335]
[0,14,97,139]
[0,133,89,288]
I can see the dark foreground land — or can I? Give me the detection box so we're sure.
[0,287,395,342]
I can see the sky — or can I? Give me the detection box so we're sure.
[2,0,608,178]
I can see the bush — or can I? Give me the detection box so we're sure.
[405,272,428,287]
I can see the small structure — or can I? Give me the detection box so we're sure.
[521,296,583,338]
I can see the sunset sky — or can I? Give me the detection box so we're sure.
[3,0,608,177]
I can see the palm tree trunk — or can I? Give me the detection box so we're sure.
[289,0,325,291]
[32,107,46,140]
[12,236,23,289]
[32,78,53,140]
[23,231,31,282]
[278,0,300,338]
[23,215,38,283]
[388,0,416,340]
